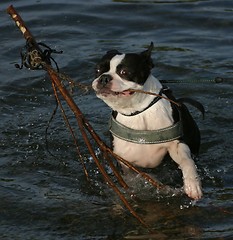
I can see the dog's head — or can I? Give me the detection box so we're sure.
[92,42,155,114]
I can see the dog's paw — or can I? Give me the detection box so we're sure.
[184,177,203,200]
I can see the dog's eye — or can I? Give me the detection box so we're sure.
[119,69,128,76]
[95,67,101,77]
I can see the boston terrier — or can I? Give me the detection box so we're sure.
[92,42,203,200]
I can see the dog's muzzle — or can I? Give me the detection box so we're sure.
[98,74,112,87]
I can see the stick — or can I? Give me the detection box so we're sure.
[129,89,180,107]
[7,5,160,230]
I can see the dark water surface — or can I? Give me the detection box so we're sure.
[1,0,233,239]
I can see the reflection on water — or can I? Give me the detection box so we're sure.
[1,0,233,239]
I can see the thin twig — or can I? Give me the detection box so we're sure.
[129,89,180,107]
[51,81,90,181]
[6,5,166,231]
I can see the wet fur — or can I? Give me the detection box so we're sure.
[92,44,203,199]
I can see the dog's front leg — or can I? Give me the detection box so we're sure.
[168,141,203,199]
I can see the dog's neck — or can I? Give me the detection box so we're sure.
[121,87,164,117]
[116,74,163,116]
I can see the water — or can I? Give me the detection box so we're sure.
[1,0,233,239]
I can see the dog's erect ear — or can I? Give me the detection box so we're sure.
[140,42,154,69]
[140,42,154,58]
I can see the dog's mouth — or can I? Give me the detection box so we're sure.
[97,88,135,97]
[115,89,135,96]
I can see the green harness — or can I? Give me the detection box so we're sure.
[109,115,183,144]
[108,86,204,145]
[109,87,184,144]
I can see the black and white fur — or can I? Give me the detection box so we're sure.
[92,43,202,199]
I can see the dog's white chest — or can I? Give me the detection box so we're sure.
[112,99,174,168]
[113,137,169,168]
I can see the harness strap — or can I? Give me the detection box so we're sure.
[121,88,164,117]
[109,115,183,144]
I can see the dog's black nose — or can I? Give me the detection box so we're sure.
[99,74,112,86]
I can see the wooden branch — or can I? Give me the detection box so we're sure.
[7,5,169,232]
[7,5,34,42]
